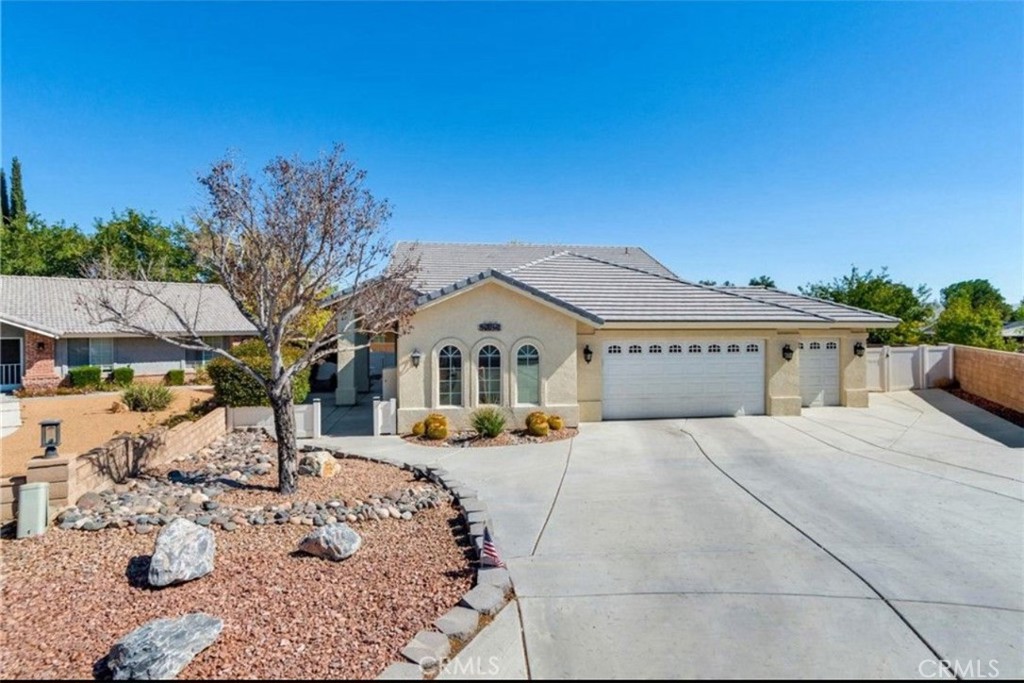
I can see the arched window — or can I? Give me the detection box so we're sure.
[746,343,759,353]
[608,345,622,354]
[810,342,821,350]
[668,344,682,354]
[649,345,662,354]
[438,346,463,406]
[516,345,540,405]
[826,341,837,350]
[708,344,722,353]
[688,344,702,353]
[478,345,501,405]
[798,342,805,349]
[628,344,643,354]
[727,344,740,353]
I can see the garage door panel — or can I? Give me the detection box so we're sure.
[602,340,764,420]
[800,339,840,407]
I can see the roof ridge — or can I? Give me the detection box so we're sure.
[541,252,836,322]
[0,274,212,288]
[395,240,650,251]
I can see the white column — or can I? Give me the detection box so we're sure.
[335,316,358,406]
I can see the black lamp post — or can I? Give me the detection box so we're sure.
[583,345,594,364]
[40,419,62,458]
[781,344,794,362]
[853,341,865,357]
[410,349,422,368]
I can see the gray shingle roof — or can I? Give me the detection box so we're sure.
[1003,321,1024,337]
[394,241,676,292]
[0,275,257,337]
[722,287,902,325]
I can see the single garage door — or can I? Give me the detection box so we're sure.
[800,339,840,407]
[602,340,765,419]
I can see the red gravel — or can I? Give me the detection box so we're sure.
[0,460,473,680]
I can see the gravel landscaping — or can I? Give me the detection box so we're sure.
[405,426,577,448]
[0,432,474,680]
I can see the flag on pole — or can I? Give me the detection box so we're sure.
[481,527,506,568]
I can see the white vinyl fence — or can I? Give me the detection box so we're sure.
[225,400,322,439]
[866,345,953,392]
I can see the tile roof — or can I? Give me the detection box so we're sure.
[393,241,676,292]
[721,286,903,325]
[0,275,257,337]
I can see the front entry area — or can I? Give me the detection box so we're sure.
[602,340,765,419]
[0,338,23,392]
[799,339,840,407]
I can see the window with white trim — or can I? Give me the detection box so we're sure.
[516,345,540,405]
[668,344,682,354]
[746,343,759,352]
[186,336,224,368]
[649,345,662,354]
[478,345,501,404]
[67,338,115,370]
[708,344,722,353]
[438,346,463,406]
[628,345,642,354]
[727,344,740,353]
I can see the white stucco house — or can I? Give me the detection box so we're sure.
[334,242,899,432]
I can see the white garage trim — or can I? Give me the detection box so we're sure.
[800,339,840,407]
[602,340,765,419]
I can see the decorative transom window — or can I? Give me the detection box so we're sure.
[810,342,821,350]
[746,344,759,353]
[438,346,463,407]
[798,342,805,349]
[608,345,622,354]
[628,345,643,354]
[516,345,540,406]
[688,344,702,353]
[708,344,722,353]
[649,345,662,354]
[727,344,740,353]
[826,341,838,350]
[668,344,682,354]
[478,345,501,405]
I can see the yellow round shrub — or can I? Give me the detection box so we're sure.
[426,422,448,440]
[527,418,550,437]
[547,414,564,431]
[411,421,426,437]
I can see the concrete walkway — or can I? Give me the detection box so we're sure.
[312,390,1024,679]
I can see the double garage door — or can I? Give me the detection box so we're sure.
[602,340,765,419]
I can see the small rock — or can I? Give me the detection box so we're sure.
[297,523,362,561]
[135,524,152,535]
[148,518,215,587]
[104,613,223,680]
[76,492,103,510]
[188,492,209,505]
[202,501,219,511]
[401,511,413,521]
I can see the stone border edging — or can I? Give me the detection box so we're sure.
[299,447,514,680]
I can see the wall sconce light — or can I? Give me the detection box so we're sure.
[36,341,45,352]
[410,349,422,368]
[40,419,62,458]
[583,345,594,364]
[853,341,865,357]
[781,344,794,362]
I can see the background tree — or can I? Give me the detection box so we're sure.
[748,275,776,288]
[1,169,10,223]
[0,215,90,276]
[698,279,735,287]
[89,209,200,281]
[939,279,1012,321]
[9,157,26,219]
[800,266,932,345]
[934,296,1008,350]
[82,145,419,493]
[1009,298,1024,323]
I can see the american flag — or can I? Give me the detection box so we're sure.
[481,527,506,568]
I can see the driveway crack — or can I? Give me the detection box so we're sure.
[530,437,575,557]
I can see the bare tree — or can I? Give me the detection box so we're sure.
[81,145,419,493]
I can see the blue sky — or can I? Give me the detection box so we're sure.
[3,1,1021,302]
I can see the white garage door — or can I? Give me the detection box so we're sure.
[800,339,840,407]
[602,340,765,420]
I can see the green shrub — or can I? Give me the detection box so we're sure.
[207,356,310,407]
[111,366,135,387]
[424,413,448,440]
[472,407,507,438]
[165,369,185,386]
[547,414,564,431]
[192,365,211,385]
[69,366,102,387]
[411,421,426,437]
[121,384,174,412]
[527,418,550,437]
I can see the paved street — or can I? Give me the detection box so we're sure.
[314,390,1024,679]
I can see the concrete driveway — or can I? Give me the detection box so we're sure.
[314,390,1024,679]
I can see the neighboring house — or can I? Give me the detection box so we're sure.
[1002,321,1024,344]
[0,275,256,391]
[335,242,899,431]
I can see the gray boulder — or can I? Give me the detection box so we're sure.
[148,518,215,587]
[297,523,362,561]
[298,451,338,478]
[105,613,222,680]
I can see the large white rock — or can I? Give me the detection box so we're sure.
[105,613,223,680]
[298,451,339,478]
[148,518,215,587]
[297,523,362,561]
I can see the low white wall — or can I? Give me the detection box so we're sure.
[226,400,322,439]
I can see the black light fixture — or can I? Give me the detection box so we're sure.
[36,341,45,352]
[40,419,62,458]
[410,349,422,368]
[781,344,794,362]
[583,345,594,364]
[853,341,865,357]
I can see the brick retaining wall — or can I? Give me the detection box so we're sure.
[953,345,1024,414]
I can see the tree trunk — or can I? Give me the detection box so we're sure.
[270,382,299,494]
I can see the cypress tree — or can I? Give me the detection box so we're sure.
[0,169,9,223]
[10,157,26,218]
